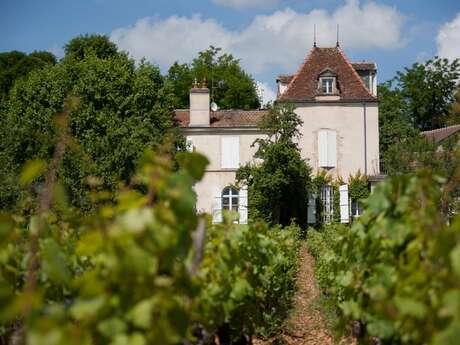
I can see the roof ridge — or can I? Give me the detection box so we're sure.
[337,47,376,100]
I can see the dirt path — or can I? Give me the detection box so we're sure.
[254,242,355,345]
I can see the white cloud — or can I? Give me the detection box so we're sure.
[111,0,404,74]
[111,15,234,69]
[256,81,277,106]
[437,13,460,61]
[212,0,279,10]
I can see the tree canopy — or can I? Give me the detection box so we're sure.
[236,103,312,228]
[64,34,118,61]
[391,57,460,131]
[167,46,260,110]
[378,82,419,160]
[0,35,178,209]
[0,50,56,99]
[451,89,460,122]
[378,57,460,175]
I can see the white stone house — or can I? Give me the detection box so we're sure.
[174,46,381,224]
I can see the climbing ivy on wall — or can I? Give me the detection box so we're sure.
[348,171,370,203]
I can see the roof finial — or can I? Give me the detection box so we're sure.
[314,24,317,48]
[336,24,340,47]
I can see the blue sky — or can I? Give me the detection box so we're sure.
[2,0,460,103]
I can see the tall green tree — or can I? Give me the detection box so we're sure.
[64,34,118,61]
[391,57,460,131]
[236,103,312,228]
[450,88,460,123]
[0,50,56,99]
[167,46,260,110]
[378,81,418,157]
[0,37,178,209]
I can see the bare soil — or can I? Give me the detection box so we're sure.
[254,243,355,345]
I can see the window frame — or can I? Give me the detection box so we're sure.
[222,187,239,212]
[320,185,334,224]
[351,200,363,218]
[321,78,334,94]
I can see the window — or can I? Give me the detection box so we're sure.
[321,185,334,224]
[318,130,337,168]
[221,136,240,169]
[322,78,334,94]
[351,201,363,218]
[222,187,239,212]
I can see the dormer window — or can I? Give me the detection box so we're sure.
[322,78,334,94]
[317,68,338,96]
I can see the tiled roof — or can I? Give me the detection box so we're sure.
[352,62,377,71]
[174,109,268,128]
[277,75,294,84]
[421,124,460,144]
[279,47,377,102]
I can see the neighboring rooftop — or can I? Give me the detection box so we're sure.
[174,109,268,128]
[351,62,377,71]
[279,47,377,102]
[421,124,460,144]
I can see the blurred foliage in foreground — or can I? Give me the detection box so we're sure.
[0,104,300,344]
[308,168,460,344]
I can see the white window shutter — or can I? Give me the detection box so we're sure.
[318,131,328,167]
[238,186,248,224]
[327,131,337,167]
[339,184,349,224]
[307,194,316,224]
[221,137,240,169]
[212,187,222,223]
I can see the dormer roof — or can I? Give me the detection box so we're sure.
[279,47,377,102]
[318,68,337,78]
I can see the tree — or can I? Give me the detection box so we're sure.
[64,34,118,61]
[236,103,312,228]
[167,46,260,110]
[0,38,179,209]
[378,81,418,157]
[392,57,460,131]
[450,88,460,123]
[0,50,56,99]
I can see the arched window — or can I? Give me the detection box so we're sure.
[222,187,239,212]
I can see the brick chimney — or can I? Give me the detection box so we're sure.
[189,82,210,127]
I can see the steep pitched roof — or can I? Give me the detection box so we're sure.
[279,47,377,102]
[173,109,268,128]
[421,124,460,144]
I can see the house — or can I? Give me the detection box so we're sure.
[174,45,381,224]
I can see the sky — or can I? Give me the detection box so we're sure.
[2,0,460,104]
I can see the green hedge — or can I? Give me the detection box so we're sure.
[196,219,301,343]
